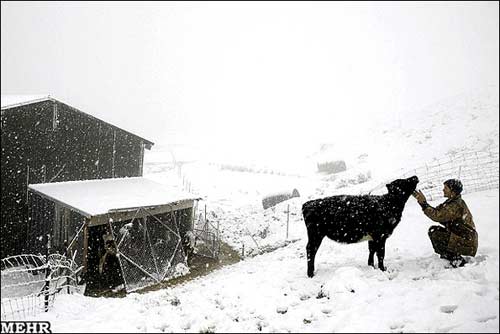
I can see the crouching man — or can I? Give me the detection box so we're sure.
[412,179,478,267]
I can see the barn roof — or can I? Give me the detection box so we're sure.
[1,94,154,149]
[1,94,51,108]
[28,177,199,218]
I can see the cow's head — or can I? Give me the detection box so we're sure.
[386,176,419,198]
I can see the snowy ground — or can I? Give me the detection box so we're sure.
[3,87,499,332]
[14,187,499,333]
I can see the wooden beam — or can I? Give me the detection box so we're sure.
[89,200,196,226]
[82,220,89,274]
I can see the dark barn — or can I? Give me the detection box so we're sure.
[1,95,154,258]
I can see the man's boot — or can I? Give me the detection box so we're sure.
[449,255,466,268]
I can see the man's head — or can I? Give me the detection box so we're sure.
[443,179,463,198]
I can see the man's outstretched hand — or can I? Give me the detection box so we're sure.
[412,190,427,204]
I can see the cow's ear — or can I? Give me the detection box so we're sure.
[386,183,401,194]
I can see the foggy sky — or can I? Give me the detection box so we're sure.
[1,1,498,157]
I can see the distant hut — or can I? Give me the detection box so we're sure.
[262,188,300,210]
[317,160,347,174]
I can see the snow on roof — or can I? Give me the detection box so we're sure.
[1,94,52,109]
[28,177,198,217]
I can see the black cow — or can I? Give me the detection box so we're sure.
[302,176,419,277]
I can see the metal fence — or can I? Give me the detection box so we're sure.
[110,208,189,292]
[1,253,79,320]
[193,210,221,260]
[369,148,499,200]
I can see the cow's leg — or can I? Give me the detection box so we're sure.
[368,240,376,268]
[375,238,387,271]
[306,232,324,278]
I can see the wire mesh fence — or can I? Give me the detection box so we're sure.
[1,253,80,320]
[369,148,499,200]
[193,210,221,260]
[110,208,189,292]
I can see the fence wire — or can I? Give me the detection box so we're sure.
[193,213,221,260]
[1,253,80,320]
[111,208,189,292]
[369,148,499,200]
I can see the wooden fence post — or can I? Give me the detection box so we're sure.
[286,204,290,240]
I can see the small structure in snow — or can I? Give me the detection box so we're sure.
[27,177,200,294]
[262,189,300,210]
[317,160,347,174]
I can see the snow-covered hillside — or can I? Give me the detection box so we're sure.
[15,190,500,333]
[7,86,499,332]
[311,85,499,181]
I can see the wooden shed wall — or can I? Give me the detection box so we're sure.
[1,100,150,257]
[26,191,55,256]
